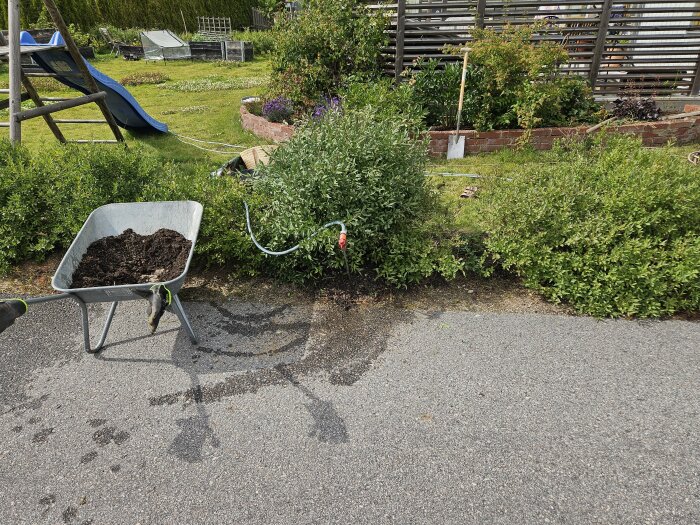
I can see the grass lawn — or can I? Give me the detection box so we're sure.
[0,55,270,164]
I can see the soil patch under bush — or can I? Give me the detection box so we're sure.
[71,229,191,289]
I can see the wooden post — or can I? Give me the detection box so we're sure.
[1,28,67,143]
[394,0,406,81]
[476,0,487,29]
[690,51,700,96]
[42,0,126,143]
[8,0,22,142]
[180,9,188,34]
[589,0,613,88]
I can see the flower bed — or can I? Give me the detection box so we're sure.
[241,104,700,157]
[428,116,700,156]
[240,105,294,143]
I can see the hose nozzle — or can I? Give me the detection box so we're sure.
[0,299,28,335]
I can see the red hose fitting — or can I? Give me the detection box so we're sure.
[338,232,347,251]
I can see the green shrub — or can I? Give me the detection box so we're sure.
[340,78,426,132]
[269,0,388,107]
[142,167,261,274]
[257,0,284,18]
[408,25,602,131]
[514,75,602,130]
[253,108,463,285]
[230,29,277,56]
[100,25,144,46]
[67,24,92,48]
[406,59,462,129]
[482,134,700,317]
[459,25,570,130]
[0,142,155,273]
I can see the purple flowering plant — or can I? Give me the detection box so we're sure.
[312,96,342,120]
[263,96,294,123]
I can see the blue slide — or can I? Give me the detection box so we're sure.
[21,31,167,133]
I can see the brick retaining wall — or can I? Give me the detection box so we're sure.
[240,105,294,143]
[428,117,700,156]
[240,105,700,157]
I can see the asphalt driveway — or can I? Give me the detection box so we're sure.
[0,296,698,524]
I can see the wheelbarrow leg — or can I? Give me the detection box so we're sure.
[170,294,198,345]
[77,300,118,353]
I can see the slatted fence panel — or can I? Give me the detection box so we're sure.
[372,0,700,96]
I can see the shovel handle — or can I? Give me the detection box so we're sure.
[455,50,469,136]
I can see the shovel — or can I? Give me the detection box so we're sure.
[447,48,470,160]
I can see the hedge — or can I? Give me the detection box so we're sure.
[0,0,258,33]
[482,134,700,317]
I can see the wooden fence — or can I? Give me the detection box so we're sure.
[251,8,273,30]
[372,0,700,96]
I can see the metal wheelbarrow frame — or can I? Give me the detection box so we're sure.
[24,201,203,353]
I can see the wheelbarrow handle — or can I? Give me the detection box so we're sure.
[25,293,73,306]
[0,294,72,335]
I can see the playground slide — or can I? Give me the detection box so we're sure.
[21,31,167,133]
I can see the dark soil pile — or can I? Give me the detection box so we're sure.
[71,229,192,289]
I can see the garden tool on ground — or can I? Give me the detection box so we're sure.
[447,47,470,160]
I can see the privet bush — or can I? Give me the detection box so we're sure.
[142,168,262,274]
[483,134,700,317]
[0,141,258,274]
[253,108,463,285]
[0,141,155,273]
[269,0,387,108]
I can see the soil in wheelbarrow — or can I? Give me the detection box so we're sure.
[70,228,192,288]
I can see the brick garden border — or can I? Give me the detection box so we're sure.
[241,104,700,157]
[428,116,700,156]
[240,105,294,143]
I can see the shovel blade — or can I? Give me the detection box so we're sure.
[447,135,465,160]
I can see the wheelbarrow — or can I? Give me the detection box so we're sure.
[0,201,203,353]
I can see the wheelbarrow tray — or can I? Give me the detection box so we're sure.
[52,201,203,304]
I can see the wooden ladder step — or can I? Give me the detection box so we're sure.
[66,140,121,144]
[23,72,59,78]
[0,122,10,127]
[53,119,108,124]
